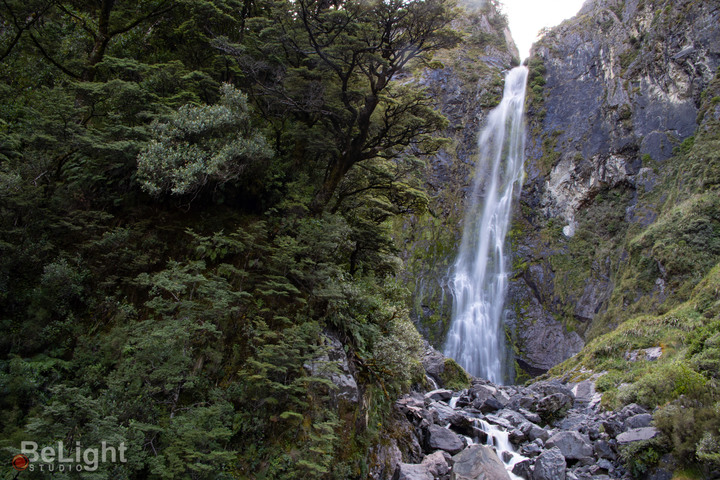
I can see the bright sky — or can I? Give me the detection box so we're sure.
[498,0,587,60]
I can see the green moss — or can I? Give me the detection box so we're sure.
[439,358,471,390]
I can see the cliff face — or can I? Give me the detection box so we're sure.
[508,0,720,375]
[394,0,519,346]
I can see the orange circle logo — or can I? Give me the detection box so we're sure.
[12,454,29,471]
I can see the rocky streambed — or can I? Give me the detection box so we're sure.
[372,373,664,480]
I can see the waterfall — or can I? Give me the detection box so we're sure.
[443,66,528,384]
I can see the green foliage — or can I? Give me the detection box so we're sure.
[137,84,272,197]
[619,437,667,478]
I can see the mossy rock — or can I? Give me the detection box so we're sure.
[439,358,471,390]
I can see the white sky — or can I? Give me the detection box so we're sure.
[498,0,587,60]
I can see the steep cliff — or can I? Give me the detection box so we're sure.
[509,0,720,375]
[394,0,520,346]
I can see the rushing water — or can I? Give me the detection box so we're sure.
[443,66,528,384]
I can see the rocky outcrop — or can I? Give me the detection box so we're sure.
[507,0,720,375]
[369,371,668,480]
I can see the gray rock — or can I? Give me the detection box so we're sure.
[537,393,573,419]
[393,463,433,480]
[519,408,542,424]
[625,347,663,362]
[509,428,527,444]
[484,414,514,430]
[520,421,551,442]
[422,450,450,477]
[497,408,529,427]
[532,447,566,480]
[512,459,534,479]
[616,427,660,444]
[304,333,358,403]
[422,344,447,387]
[451,445,511,480]
[624,413,652,430]
[429,401,457,424]
[594,439,616,460]
[425,424,466,455]
[368,438,402,480]
[426,389,454,403]
[521,440,544,457]
[546,431,594,460]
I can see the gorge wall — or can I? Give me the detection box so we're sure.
[506,0,720,376]
[403,0,720,379]
[394,0,519,347]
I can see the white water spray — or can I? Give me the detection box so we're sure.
[444,66,528,383]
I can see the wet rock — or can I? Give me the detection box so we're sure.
[512,458,534,479]
[509,428,526,445]
[616,427,660,445]
[451,444,511,480]
[546,431,594,461]
[426,389,454,403]
[484,414,514,430]
[425,424,466,455]
[497,409,529,427]
[532,447,566,480]
[422,344,447,387]
[520,421,550,442]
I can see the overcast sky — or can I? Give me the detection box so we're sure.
[499,0,587,59]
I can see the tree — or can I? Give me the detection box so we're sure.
[137,83,272,198]
[234,0,461,212]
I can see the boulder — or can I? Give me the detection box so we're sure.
[497,409,529,427]
[519,408,542,424]
[616,427,659,445]
[537,393,573,419]
[532,447,566,480]
[624,413,652,430]
[512,459,534,479]
[546,431,594,460]
[426,389,454,403]
[451,445,511,480]
[521,440,545,457]
[393,463,433,480]
[422,450,450,477]
[520,421,550,442]
[429,401,457,423]
[425,424,466,455]
[593,439,616,460]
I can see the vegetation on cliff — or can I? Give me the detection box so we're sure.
[0,0,473,477]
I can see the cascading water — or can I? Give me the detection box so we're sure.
[444,66,528,384]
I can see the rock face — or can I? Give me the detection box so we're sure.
[507,0,720,375]
[451,445,510,480]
